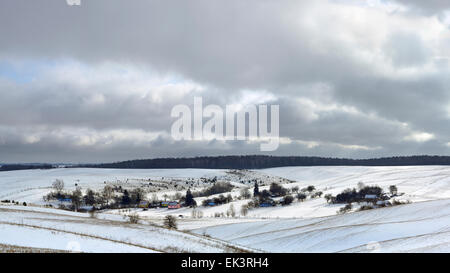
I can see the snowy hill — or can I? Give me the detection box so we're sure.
[0,166,449,252]
[0,168,227,204]
[0,205,253,253]
[193,198,450,253]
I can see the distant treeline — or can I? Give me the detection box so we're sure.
[0,164,53,172]
[81,155,450,170]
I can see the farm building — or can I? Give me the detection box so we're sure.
[168,202,181,209]
[138,201,149,208]
[149,202,160,208]
[364,194,378,199]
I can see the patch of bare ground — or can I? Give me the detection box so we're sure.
[0,243,71,253]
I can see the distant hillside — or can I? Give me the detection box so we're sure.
[0,164,53,172]
[83,155,450,169]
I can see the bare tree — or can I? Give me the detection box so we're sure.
[52,179,64,193]
[239,188,251,199]
[240,205,249,216]
[164,215,177,230]
[71,187,82,212]
[324,193,333,203]
[228,204,236,217]
[128,213,140,224]
[102,185,114,206]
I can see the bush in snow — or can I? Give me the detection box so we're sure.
[128,213,140,224]
[281,195,294,206]
[193,182,234,197]
[331,185,384,204]
[338,203,352,214]
[324,194,333,203]
[358,205,374,211]
[297,193,307,202]
[311,191,323,198]
[389,185,398,196]
[164,215,177,229]
[269,183,288,197]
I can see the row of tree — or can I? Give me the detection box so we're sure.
[81,155,450,170]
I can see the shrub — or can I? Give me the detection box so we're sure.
[338,203,352,214]
[297,193,307,202]
[311,191,323,198]
[358,205,374,211]
[269,183,288,197]
[389,185,398,196]
[128,213,140,224]
[333,185,384,204]
[324,194,333,203]
[281,195,294,206]
[202,194,233,207]
[193,182,234,197]
[164,215,177,229]
[359,185,383,197]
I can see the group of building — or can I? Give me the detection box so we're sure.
[138,200,181,209]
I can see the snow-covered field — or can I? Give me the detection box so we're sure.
[0,168,227,204]
[0,166,449,252]
[0,204,253,253]
[193,199,450,253]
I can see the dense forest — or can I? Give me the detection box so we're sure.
[0,164,53,172]
[3,155,450,172]
[82,155,450,170]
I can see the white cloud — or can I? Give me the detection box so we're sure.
[404,132,435,142]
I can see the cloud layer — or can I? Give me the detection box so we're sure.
[0,0,449,163]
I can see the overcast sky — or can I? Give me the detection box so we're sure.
[0,0,450,163]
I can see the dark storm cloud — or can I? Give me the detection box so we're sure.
[394,0,450,14]
[0,0,449,163]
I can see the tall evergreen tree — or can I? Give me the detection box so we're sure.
[122,190,130,205]
[185,188,195,207]
[253,181,259,196]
